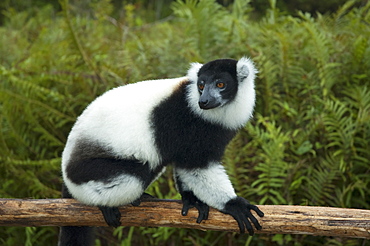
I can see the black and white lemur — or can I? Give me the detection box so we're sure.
[59,57,264,245]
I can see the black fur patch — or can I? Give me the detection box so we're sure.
[59,226,95,246]
[151,81,237,169]
[198,59,238,79]
[66,140,162,187]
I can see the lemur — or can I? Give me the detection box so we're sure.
[59,57,264,245]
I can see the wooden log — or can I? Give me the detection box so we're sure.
[0,198,369,239]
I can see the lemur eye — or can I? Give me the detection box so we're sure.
[216,82,225,88]
[198,81,205,90]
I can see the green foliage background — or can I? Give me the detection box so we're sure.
[0,0,369,245]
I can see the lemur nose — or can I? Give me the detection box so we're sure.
[199,100,209,108]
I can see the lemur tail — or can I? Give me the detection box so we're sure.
[58,185,95,246]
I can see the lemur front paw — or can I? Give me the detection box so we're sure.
[222,197,264,235]
[181,191,210,223]
[98,206,121,228]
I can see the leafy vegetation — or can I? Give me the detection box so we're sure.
[0,0,369,245]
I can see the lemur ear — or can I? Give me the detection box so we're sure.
[237,57,256,82]
[187,62,203,82]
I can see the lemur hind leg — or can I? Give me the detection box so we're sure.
[98,206,121,227]
[100,193,156,227]
[66,157,163,228]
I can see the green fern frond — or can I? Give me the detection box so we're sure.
[171,0,227,60]
[0,69,66,101]
[304,154,341,206]
[247,115,291,205]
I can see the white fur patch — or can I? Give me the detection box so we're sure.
[62,77,187,171]
[187,62,203,84]
[175,163,237,210]
[186,57,257,130]
[63,174,144,207]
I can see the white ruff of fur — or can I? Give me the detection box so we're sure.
[186,57,257,130]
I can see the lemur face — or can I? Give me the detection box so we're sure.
[196,59,239,110]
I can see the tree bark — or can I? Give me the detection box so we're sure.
[0,198,369,239]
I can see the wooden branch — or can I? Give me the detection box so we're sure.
[0,198,369,239]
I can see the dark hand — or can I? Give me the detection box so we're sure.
[222,197,264,235]
[181,191,210,223]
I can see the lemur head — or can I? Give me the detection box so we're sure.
[187,57,253,110]
[186,57,256,129]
